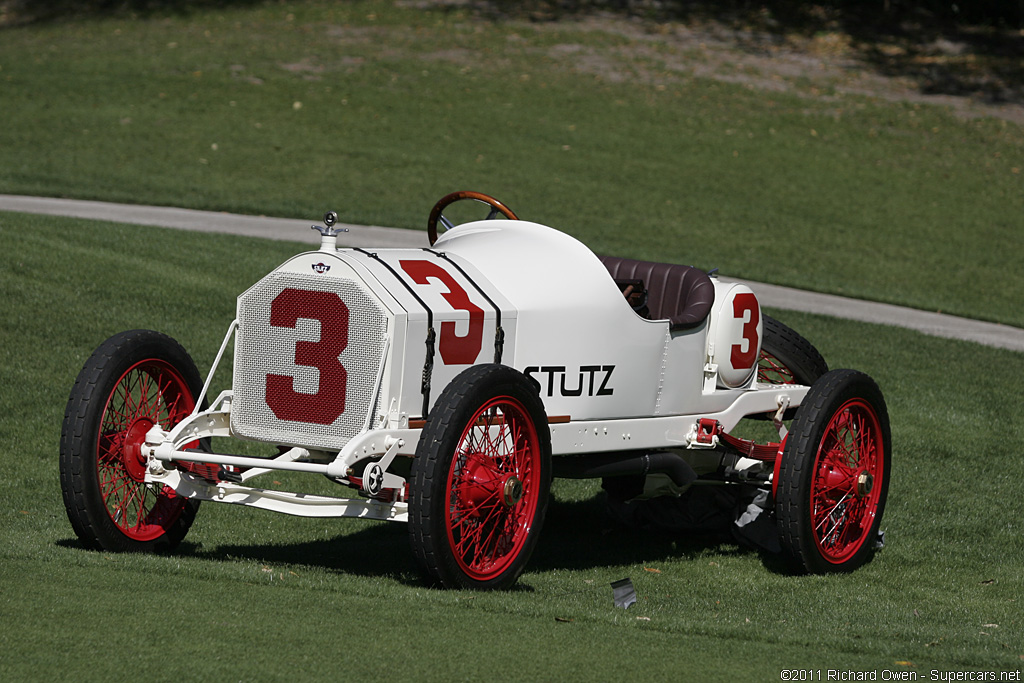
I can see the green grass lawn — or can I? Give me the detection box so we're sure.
[1,1,1022,679]
[0,0,1022,327]
[1,215,1022,680]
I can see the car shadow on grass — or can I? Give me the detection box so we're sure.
[180,516,427,587]
[530,494,789,575]
[143,492,795,587]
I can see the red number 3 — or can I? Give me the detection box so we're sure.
[400,260,484,365]
[265,288,349,425]
[730,292,760,370]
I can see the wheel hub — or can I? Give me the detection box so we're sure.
[502,476,524,507]
[458,458,527,515]
[856,471,874,498]
[122,418,155,483]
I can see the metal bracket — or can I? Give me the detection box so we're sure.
[687,417,721,449]
[773,395,791,439]
[362,436,405,495]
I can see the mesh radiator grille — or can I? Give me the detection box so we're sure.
[231,272,389,451]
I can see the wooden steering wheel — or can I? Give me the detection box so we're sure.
[427,191,519,246]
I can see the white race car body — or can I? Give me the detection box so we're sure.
[63,194,890,588]
[146,218,802,510]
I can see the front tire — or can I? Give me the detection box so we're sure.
[59,330,204,552]
[775,369,891,573]
[409,364,551,590]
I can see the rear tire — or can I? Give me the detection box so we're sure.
[409,364,551,590]
[60,330,204,552]
[758,315,828,386]
[775,369,891,573]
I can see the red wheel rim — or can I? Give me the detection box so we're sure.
[758,351,796,384]
[96,359,196,541]
[445,396,541,581]
[810,398,885,563]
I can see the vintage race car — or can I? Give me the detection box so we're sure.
[59,191,891,590]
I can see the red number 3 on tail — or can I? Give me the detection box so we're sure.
[730,292,760,370]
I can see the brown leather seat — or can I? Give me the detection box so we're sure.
[599,255,715,330]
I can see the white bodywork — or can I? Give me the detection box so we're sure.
[143,219,807,520]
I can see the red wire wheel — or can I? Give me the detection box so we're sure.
[775,369,891,573]
[445,396,542,581]
[409,364,551,590]
[60,330,205,552]
[809,398,886,563]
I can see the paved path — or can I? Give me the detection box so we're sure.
[4,194,1022,353]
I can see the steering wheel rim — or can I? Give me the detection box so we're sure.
[427,191,519,246]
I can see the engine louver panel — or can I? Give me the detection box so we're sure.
[231,272,389,451]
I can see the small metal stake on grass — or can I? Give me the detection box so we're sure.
[611,578,636,609]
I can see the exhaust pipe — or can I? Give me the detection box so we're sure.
[552,451,697,488]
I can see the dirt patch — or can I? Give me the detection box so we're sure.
[552,16,1024,124]
[407,1,1024,124]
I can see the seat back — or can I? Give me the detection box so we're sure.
[599,255,715,330]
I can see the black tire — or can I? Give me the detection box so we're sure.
[758,315,828,386]
[409,364,551,590]
[60,330,204,552]
[775,369,891,574]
